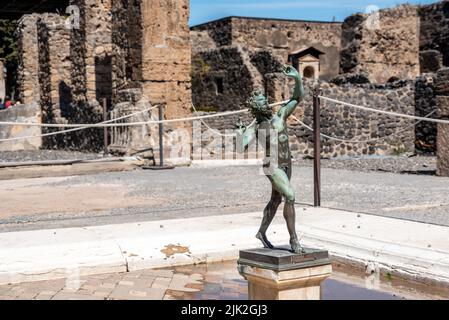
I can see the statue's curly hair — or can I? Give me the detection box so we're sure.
[247,89,271,118]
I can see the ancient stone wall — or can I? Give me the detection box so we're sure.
[340,5,420,83]
[191,17,342,81]
[140,0,192,123]
[195,79,416,159]
[64,0,112,151]
[419,1,449,71]
[415,74,437,153]
[191,18,233,50]
[69,0,87,107]
[37,14,73,149]
[269,78,416,158]
[192,47,259,112]
[16,14,40,105]
[0,104,42,151]
[436,67,449,176]
[111,0,143,99]
[231,17,342,81]
[70,0,112,104]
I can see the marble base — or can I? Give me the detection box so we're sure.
[237,247,332,300]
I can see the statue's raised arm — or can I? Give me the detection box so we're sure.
[277,65,305,120]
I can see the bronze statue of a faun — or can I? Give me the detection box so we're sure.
[236,65,306,253]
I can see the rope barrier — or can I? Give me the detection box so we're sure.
[190,103,257,138]
[319,96,449,125]
[291,110,437,144]
[0,94,442,143]
[0,109,249,128]
[0,105,159,142]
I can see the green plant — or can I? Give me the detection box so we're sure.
[0,19,19,96]
[191,57,211,80]
[0,19,18,67]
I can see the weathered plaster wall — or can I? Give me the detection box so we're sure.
[140,0,192,122]
[230,17,342,81]
[0,104,42,151]
[191,17,342,81]
[340,5,420,83]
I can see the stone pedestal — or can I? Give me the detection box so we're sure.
[238,247,332,300]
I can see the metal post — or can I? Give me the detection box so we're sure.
[158,105,164,167]
[313,90,321,207]
[103,98,108,155]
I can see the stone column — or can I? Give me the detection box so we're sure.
[37,14,72,123]
[436,68,449,176]
[0,59,5,100]
[238,247,332,300]
[140,0,192,120]
[17,14,41,105]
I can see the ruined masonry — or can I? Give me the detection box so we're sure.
[190,2,449,174]
[13,0,192,153]
[4,0,449,175]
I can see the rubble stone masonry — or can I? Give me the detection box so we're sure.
[37,14,72,148]
[419,0,449,71]
[191,17,342,81]
[436,68,449,176]
[340,5,420,83]
[17,14,41,105]
[197,78,416,159]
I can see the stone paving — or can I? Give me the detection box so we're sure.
[2,260,446,300]
[0,261,247,300]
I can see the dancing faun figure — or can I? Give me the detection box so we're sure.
[236,65,305,253]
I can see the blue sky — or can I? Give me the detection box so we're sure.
[190,0,438,26]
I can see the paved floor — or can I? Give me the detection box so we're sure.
[2,260,448,300]
[0,164,448,232]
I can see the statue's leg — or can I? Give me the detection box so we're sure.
[270,167,304,253]
[256,187,282,249]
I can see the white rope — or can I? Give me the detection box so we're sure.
[291,110,436,144]
[0,109,249,128]
[0,105,158,142]
[190,103,257,137]
[319,95,449,125]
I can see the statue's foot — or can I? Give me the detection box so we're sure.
[256,232,274,249]
[290,238,305,254]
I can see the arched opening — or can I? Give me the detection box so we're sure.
[303,66,315,79]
